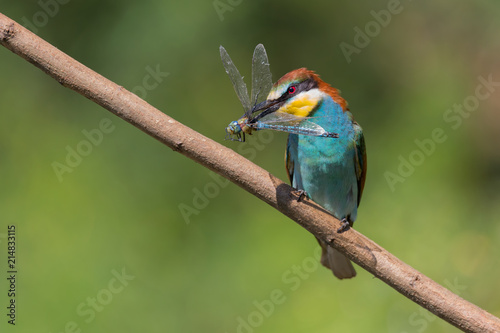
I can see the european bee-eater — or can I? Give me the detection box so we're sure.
[253,68,367,279]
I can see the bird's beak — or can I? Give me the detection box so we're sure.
[251,99,280,113]
[247,100,283,123]
[248,99,283,123]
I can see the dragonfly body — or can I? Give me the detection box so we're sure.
[225,115,338,142]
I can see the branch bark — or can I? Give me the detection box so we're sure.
[1,12,498,333]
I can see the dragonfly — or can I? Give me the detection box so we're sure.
[220,44,339,142]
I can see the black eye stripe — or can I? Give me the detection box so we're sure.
[282,78,317,100]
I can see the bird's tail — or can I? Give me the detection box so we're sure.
[317,238,356,279]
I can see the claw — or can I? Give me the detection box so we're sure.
[293,189,307,202]
[337,218,351,233]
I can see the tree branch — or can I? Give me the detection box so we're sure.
[1,12,498,333]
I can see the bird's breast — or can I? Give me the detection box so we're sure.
[289,96,359,219]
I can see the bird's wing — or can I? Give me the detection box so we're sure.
[285,134,298,187]
[353,121,367,206]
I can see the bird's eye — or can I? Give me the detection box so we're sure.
[288,86,297,94]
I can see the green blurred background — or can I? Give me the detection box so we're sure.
[1,1,500,332]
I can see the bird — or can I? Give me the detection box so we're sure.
[252,68,367,279]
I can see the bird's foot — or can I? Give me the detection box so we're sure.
[337,218,351,233]
[293,189,307,202]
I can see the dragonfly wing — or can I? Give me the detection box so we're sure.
[290,119,329,136]
[254,111,302,123]
[220,46,251,112]
[254,112,333,137]
[250,44,273,117]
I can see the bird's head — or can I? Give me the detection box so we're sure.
[251,68,347,121]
